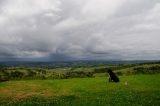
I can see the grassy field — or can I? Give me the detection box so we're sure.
[0,74,160,106]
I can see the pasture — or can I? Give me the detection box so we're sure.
[0,74,160,106]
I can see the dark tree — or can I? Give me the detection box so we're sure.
[10,71,24,79]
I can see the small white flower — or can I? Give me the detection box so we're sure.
[125,82,128,86]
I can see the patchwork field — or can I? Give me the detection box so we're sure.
[0,74,160,106]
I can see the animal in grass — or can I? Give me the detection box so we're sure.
[107,69,119,82]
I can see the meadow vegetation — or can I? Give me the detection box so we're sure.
[0,61,160,106]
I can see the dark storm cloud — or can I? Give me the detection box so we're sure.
[0,0,160,60]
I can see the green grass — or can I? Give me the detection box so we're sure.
[0,74,160,106]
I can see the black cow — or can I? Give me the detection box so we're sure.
[107,69,119,82]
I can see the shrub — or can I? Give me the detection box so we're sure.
[27,70,37,77]
[10,71,24,79]
[94,68,109,73]
[66,71,94,78]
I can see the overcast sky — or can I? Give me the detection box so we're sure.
[0,0,160,61]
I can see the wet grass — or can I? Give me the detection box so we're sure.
[0,74,160,106]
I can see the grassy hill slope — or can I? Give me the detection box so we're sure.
[0,74,160,106]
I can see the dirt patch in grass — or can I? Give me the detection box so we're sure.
[0,81,56,100]
[13,91,55,100]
